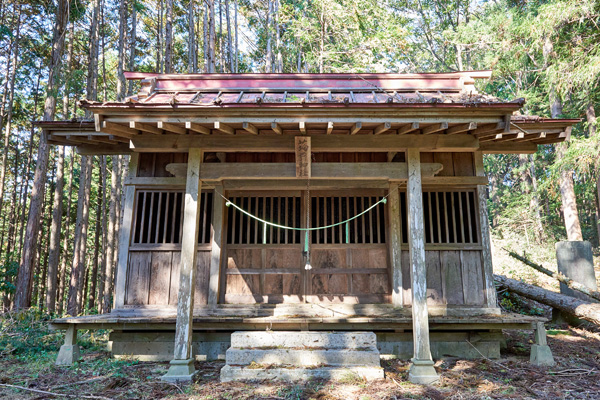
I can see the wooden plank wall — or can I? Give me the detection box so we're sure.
[400,250,486,306]
[125,250,211,306]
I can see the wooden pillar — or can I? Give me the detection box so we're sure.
[475,151,499,310]
[162,148,203,382]
[388,183,402,307]
[406,149,439,384]
[208,184,224,305]
[113,153,139,310]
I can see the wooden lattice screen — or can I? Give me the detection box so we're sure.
[310,195,386,244]
[132,190,213,246]
[399,190,479,245]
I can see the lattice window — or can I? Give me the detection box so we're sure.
[399,190,478,244]
[132,190,213,245]
[310,196,386,244]
[226,196,302,245]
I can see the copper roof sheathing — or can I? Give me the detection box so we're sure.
[38,71,580,152]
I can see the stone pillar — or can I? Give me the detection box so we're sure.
[162,148,203,382]
[406,149,439,385]
[56,325,80,365]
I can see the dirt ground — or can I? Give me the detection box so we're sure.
[1,324,599,400]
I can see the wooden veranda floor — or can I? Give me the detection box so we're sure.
[50,304,545,332]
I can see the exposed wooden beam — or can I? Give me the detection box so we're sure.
[271,122,283,135]
[76,143,132,155]
[513,132,546,143]
[446,122,476,135]
[299,121,306,134]
[374,122,392,135]
[99,121,136,138]
[158,121,186,135]
[186,122,211,135]
[326,121,334,135]
[350,122,362,135]
[397,122,419,135]
[130,134,480,153]
[473,122,505,138]
[421,122,448,135]
[388,183,402,307]
[94,114,103,132]
[214,121,235,135]
[159,162,444,181]
[242,122,259,135]
[108,135,129,143]
[479,141,537,154]
[130,121,162,135]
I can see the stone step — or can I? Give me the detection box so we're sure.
[225,348,380,367]
[220,365,384,382]
[229,331,377,350]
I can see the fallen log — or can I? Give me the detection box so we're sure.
[494,274,600,326]
[505,248,600,302]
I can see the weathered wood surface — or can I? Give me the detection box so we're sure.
[161,162,444,180]
[475,151,498,309]
[506,249,600,302]
[295,136,311,178]
[406,148,433,362]
[388,185,402,307]
[130,134,480,153]
[173,148,203,361]
[51,306,540,333]
[208,185,224,305]
[113,153,139,309]
[494,274,600,326]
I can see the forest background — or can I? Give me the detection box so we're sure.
[0,0,598,314]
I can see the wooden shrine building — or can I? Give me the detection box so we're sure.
[43,71,578,383]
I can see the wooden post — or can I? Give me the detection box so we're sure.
[162,148,203,382]
[406,149,439,384]
[113,153,139,310]
[475,151,499,310]
[208,184,224,305]
[388,184,402,307]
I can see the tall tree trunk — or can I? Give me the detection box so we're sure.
[116,0,127,100]
[14,0,68,309]
[45,146,64,313]
[97,156,107,313]
[157,0,163,73]
[225,0,233,72]
[188,0,197,73]
[89,159,103,311]
[103,156,118,312]
[265,0,272,72]
[57,150,74,315]
[218,0,223,71]
[0,4,21,225]
[234,0,238,72]
[588,100,600,245]
[205,0,216,73]
[164,0,173,73]
[275,0,282,73]
[543,35,583,241]
[127,0,136,96]
[518,154,544,241]
[67,156,92,315]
